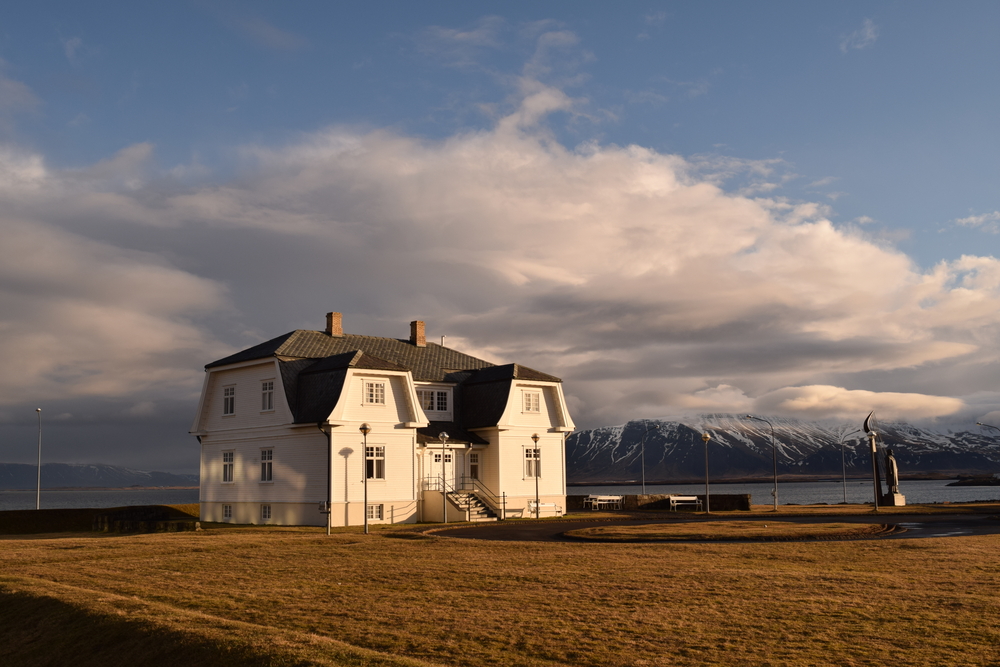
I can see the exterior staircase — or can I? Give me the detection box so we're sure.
[448,491,498,522]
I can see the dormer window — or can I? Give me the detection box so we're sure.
[261,380,274,412]
[365,381,386,405]
[417,389,448,413]
[523,391,541,413]
[223,386,235,415]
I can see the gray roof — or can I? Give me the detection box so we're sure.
[207,328,561,431]
[206,329,496,381]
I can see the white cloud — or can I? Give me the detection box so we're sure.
[0,60,40,115]
[953,211,1000,233]
[753,385,964,421]
[840,19,878,53]
[2,76,1000,431]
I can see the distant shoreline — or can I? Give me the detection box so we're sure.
[569,474,958,486]
[0,486,199,492]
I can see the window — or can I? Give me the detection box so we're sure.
[261,380,274,411]
[223,386,235,415]
[223,504,232,519]
[417,389,448,412]
[366,445,385,479]
[525,448,540,478]
[365,381,385,405]
[367,504,383,520]
[469,452,480,480]
[261,504,271,520]
[222,451,234,483]
[260,449,273,482]
[433,453,442,463]
[523,391,541,413]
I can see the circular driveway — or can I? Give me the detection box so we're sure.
[432,512,1000,543]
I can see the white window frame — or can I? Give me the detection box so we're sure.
[525,448,541,478]
[417,388,450,413]
[469,452,480,480]
[223,385,236,416]
[367,504,383,520]
[366,445,385,480]
[261,504,271,520]
[365,381,386,405]
[260,448,273,482]
[223,504,232,519]
[261,380,274,412]
[523,390,541,413]
[222,451,234,483]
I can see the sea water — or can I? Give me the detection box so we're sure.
[570,479,1000,506]
[0,487,200,512]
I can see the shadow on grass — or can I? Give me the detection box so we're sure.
[0,504,199,535]
[0,589,307,667]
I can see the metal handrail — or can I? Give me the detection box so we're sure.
[457,476,504,519]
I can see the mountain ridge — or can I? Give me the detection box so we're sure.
[566,415,1000,484]
[0,463,198,490]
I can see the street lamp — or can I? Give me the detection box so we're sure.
[745,415,779,511]
[639,424,659,495]
[531,433,541,519]
[701,432,711,514]
[35,408,42,511]
[839,428,861,504]
[439,431,449,524]
[359,423,371,534]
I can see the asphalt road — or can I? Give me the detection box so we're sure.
[433,513,1000,543]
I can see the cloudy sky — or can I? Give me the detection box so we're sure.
[2,2,1000,472]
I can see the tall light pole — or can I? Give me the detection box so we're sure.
[839,428,861,504]
[701,432,711,514]
[531,433,540,519]
[35,408,42,511]
[977,422,1000,434]
[639,423,659,495]
[439,431,449,524]
[867,429,880,513]
[359,423,371,534]
[745,415,778,511]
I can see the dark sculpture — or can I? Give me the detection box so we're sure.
[885,448,899,495]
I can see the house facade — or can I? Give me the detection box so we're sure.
[190,312,575,527]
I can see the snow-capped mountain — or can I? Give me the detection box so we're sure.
[566,415,1000,484]
[0,463,198,490]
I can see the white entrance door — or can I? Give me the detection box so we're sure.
[430,449,459,490]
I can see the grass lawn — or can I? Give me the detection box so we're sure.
[2,505,999,666]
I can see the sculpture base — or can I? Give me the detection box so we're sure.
[882,493,906,507]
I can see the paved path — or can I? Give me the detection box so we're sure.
[433,512,1000,543]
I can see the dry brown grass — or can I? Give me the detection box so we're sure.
[2,512,1000,666]
[564,520,889,542]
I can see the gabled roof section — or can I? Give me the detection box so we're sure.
[283,350,411,424]
[465,363,561,384]
[206,329,494,381]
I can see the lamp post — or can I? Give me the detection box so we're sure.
[701,432,711,514]
[35,408,42,511]
[531,433,540,519]
[439,431,449,524]
[639,424,659,495]
[977,422,1000,434]
[839,428,861,504]
[359,423,371,534]
[745,415,778,511]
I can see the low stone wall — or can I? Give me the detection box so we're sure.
[567,493,751,512]
[93,507,200,533]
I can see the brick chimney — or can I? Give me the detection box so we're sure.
[326,312,343,337]
[410,320,426,347]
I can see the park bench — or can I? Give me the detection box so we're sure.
[528,500,563,516]
[583,495,623,510]
[667,495,703,512]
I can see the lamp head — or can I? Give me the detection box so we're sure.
[702,432,711,443]
[36,408,41,413]
[359,423,371,436]
[531,433,540,444]
[439,431,449,445]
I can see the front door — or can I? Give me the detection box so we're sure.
[430,449,458,490]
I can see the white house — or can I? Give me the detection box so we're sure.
[190,312,575,527]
